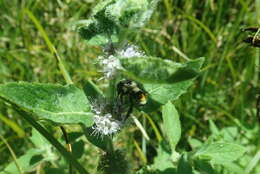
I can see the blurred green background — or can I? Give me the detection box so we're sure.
[0,0,259,173]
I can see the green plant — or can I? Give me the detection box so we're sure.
[0,0,258,174]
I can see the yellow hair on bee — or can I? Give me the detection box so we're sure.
[139,93,147,105]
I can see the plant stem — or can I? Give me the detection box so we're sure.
[60,126,73,174]
[16,109,89,174]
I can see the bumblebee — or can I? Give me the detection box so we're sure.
[117,79,147,106]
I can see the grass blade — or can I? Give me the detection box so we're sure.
[24,8,73,84]
[0,135,24,174]
[0,113,25,138]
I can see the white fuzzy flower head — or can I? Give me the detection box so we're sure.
[118,45,144,58]
[98,45,144,79]
[98,55,121,79]
[90,99,123,136]
[92,113,121,136]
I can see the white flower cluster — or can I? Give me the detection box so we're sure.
[117,45,144,58]
[92,114,121,136]
[99,45,144,79]
[98,55,121,79]
[92,44,144,136]
[91,100,121,136]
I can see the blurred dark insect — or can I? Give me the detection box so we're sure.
[243,27,260,47]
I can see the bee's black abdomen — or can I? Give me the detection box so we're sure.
[117,79,147,106]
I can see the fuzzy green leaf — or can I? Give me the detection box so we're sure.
[138,58,204,104]
[177,154,193,174]
[120,57,204,84]
[105,0,159,28]
[76,19,102,40]
[162,102,181,151]
[193,160,215,174]
[91,0,114,16]
[193,143,246,165]
[150,142,175,172]
[30,129,52,153]
[75,0,159,45]
[86,34,118,46]
[209,120,220,135]
[0,82,94,127]
[143,81,193,104]
[75,19,118,46]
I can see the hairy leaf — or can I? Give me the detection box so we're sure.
[140,58,204,104]
[91,0,114,16]
[193,143,246,165]
[105,0,159,28]
[150,142,176,172]
[0,82,94,127]
[120,57,204,84]
[193,160,215,174]
[177,154,193,174]
[162,102,181,151]
[30,129,52,153]
[75,0,159,45]
[75,19,118,45]
[143,81,193,104]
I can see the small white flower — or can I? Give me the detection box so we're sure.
[98,45,145,79]
[118,45,144,58]
[92,113,121,136]
[90,99,123,136]
[98,55,122,79]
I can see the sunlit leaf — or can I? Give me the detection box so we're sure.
[140,58,204,104]
[105,0,159,28]
[0,82,94,127]
[162,102,181,151]
[193,143,246,165]
[143,81,193,104]
[75,0,159,45]
[120,57,203,83]
[150,142,175,172]
[177,154,193,174]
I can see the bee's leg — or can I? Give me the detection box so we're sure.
[124,98,134,121]
[117,91,125,103]
[115,93,123,117]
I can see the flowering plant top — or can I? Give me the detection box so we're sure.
[74,0,159,45]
